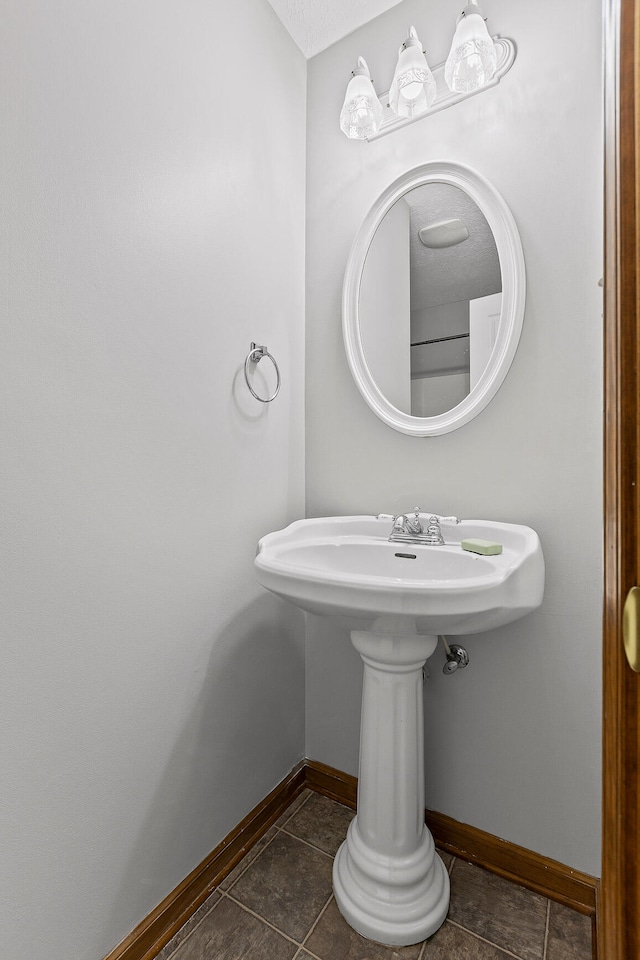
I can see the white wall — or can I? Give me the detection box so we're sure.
[305,0,603,876]
[0,2,306,958]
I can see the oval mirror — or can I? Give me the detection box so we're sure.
[343,162,526,436]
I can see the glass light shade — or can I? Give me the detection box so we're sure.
[444,1,497,93]
[340,57,383,140]
[389,27,436,118]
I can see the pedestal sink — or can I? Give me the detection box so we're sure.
[255,514,544,946]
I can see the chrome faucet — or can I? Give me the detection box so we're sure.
[388,508,445,545]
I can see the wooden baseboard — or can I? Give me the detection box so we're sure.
[103,761,306,960]
[106,757,598,960]
[304,758,357,808]
[425,808,597,917]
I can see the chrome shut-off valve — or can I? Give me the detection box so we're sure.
[441,636,470,675]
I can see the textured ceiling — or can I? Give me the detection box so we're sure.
[403,184,501,311]
[265,0,405,58]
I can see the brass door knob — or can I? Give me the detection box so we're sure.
[622,586,640,672]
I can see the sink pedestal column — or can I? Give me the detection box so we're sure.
[333,626,449,946]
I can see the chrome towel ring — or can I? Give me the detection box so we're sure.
[244,342,281,403]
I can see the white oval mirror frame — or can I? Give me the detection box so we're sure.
[342,161,526,436]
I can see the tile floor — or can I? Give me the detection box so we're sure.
[157,790,594,960]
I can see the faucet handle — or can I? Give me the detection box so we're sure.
[425,515,446,545]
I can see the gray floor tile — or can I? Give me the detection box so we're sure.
[304,896,423,960]
[546,901,593,960]
[284,792,355,856]
[274,789,313,828]
[169,896,297,960]
[152,793,596,960]
[218,826,278,890]
[155,891,220,960]
[422,920,515,958]
[448,859,548,960]
[230,830,334,942]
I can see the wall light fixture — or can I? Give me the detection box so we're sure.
[388,26,436,119]
[339,57,384,140]
[445,0,497,92]
[340,2,515,141]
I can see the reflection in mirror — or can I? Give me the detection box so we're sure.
[360,183,502,417]
[344,162,525,436]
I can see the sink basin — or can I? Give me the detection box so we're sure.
[255,513,544,948]
[256,514,544,634]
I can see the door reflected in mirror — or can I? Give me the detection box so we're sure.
[360,182,502,418]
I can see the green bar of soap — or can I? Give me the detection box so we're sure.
[461,538,503,556]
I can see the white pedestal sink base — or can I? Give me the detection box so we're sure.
[333,823,449,946]
[332,625,450,946]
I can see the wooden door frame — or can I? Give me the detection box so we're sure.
[602,0,640,957]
